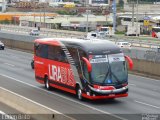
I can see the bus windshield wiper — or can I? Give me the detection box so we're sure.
[102,65,110,84]
[111,71,122,84]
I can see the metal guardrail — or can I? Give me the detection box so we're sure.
[109,38,160,49]
[1,24,160,45]
[0,24,85,38]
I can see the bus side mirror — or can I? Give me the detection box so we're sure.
[82,57,92,73]
[125,56,133,70]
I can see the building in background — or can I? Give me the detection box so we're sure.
[0,0,7,12]
[19,14,111,32]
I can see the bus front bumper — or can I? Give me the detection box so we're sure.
[88,85,128,95]
[80,85,129,100]
[82,92,128,100]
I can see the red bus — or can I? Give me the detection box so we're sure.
[152,27,160,38]
[34,38,133,100]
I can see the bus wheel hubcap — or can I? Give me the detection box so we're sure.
[78,89,82,100]
[46,79,49,89]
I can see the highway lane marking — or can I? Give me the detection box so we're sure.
[0,74,127,120]
[0,110,16,120]
[135,100,160,109]
[129,83,136,86]
[155,80,160,82]
[4,63,15,67]
[0,87,75,120]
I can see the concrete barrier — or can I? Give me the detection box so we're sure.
[132,59,160,78]
[1,38,33,52]
[0,87,72,120]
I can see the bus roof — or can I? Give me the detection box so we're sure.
[35,38,122,55]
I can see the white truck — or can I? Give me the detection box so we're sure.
[125,25,140,36]
[86,27,114,39]
[99,27,114,37]
[86,31,106,39]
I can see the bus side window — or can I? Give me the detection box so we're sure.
[35,43,48,59]
[48,45,68,63]
[48,45,61,61]
[59,49,68,63]
[48,45,55,60]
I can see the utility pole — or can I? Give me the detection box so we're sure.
[86,10,89,34]
[43,4,46,28]
[112,0,116,34]
[86,0,89,34]
[2,0,6,12]
[132,3,134,27]
[34,2,36,27]
[136,0,138,36]
[40,8,42,27]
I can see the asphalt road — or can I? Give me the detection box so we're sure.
[0,102,24,120]
[0,102,21,114]
[0,49,160,120]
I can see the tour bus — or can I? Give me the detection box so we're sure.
[152,27,160,38]
[34,38,133,100]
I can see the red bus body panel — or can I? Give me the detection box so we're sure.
[35,57,76,93]
[152,31,158,38]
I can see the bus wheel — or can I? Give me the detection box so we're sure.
[76,86,83,100]
[45,77,50,90]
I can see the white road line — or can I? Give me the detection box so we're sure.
[0,74,127,120]
[135,100,160,109]
[129,84,136,86]
[0,110,16,120]
[155,80,160,82]
[4,63,15,67]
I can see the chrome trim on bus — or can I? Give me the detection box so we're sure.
[88,85,128,94]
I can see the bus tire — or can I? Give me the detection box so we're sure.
[45,77,51,90]
[76,85,83,100]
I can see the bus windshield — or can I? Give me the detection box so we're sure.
[89,54,128,85]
